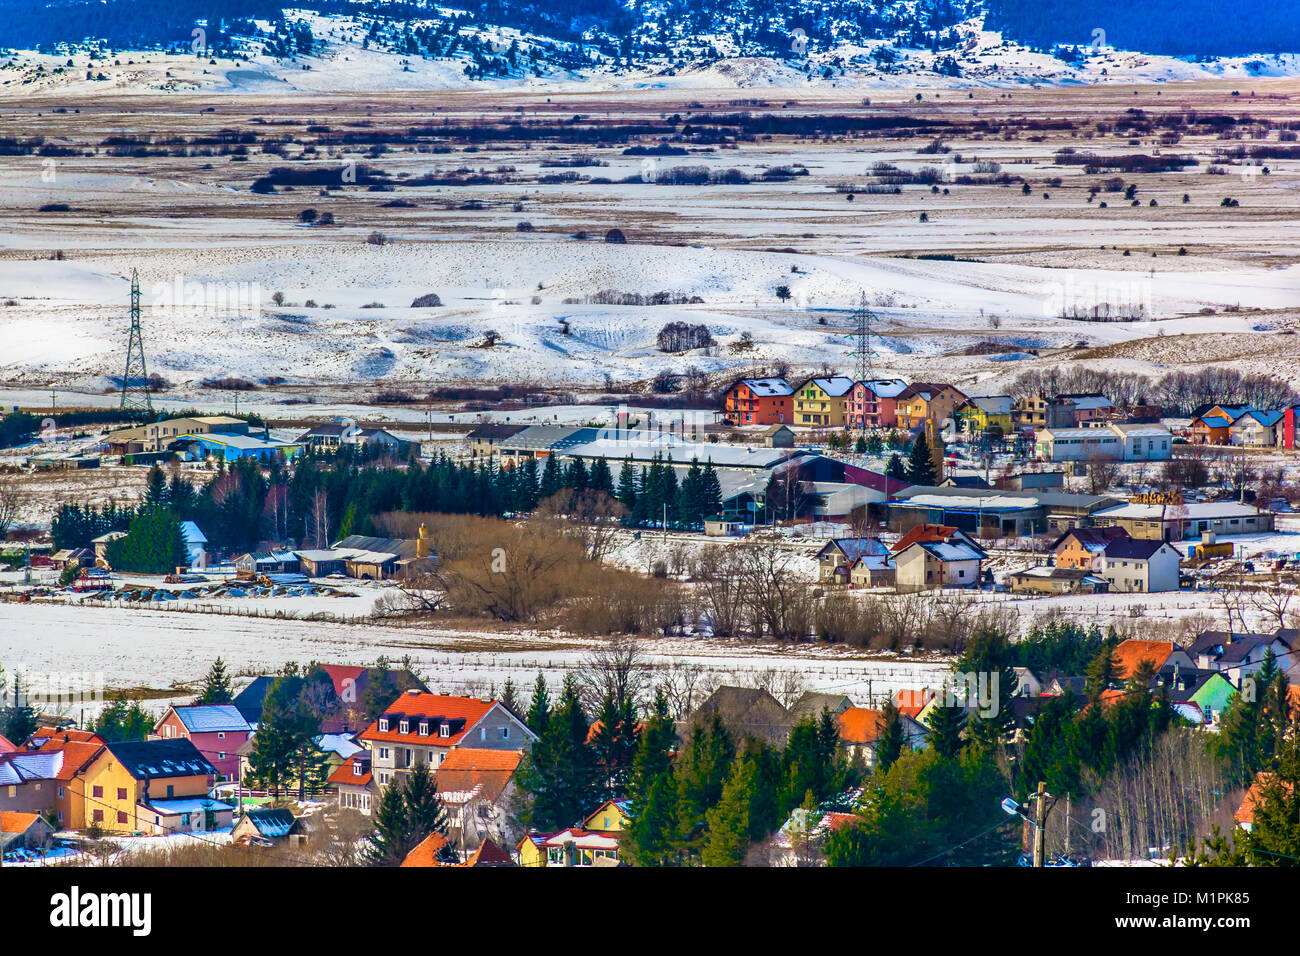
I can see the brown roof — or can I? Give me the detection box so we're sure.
[434,747,523,803]
[890,524,960,553]
[1111,640,1178,681]
[401,832,452,867]
[836,707,887,745]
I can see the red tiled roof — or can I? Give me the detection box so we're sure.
[1111,640,1177,681]
[0,735,14,755]
[822,812,859,833]
[0,811,41,834]
[53,742,104,781]
[327,755,371,788]
[894,688,935,719]
[891,524,960,553]
[25,729,104,751]
[435,748,523,803]
[360,693,495,748]
[464,837,515,867]
[401,832,452,867]
[837,707,887,745]
[1234,773,1294,826]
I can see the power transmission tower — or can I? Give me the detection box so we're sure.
[851,292,877,384]
[120,269,152,412]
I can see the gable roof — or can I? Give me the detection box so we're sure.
[327,754,372,788]
[788,692,854,721]
[466,423,527,442]
[463,836,516,866]
[435,747,524,803]
[817,538,889,562]
[168,704,251,735]
[401,832,454,867]
[1051,525,1130,552]
[836,707,889,745]
[738,378,794,397]
[795,376,854,397]
[240,807,298,838]
[361,693,517,748]
[890,523,962,553]
[687,686,792,743]
[0,811,43,834]
[1111,640,1180,680]
[1103,538,1172,561]
[233,676,276,723]
[103,738,216,781]
[0,735,12,755]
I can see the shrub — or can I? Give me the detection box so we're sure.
[410,293,442,308]
[604,228,626,244]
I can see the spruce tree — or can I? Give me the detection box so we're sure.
[702,758,756,867]
[366,777,414,866]
[924,696,965,759]
[525,673,550,735]
[196,657,233,705]
[886,451,906,481]
[874,700,905,773]
[904,436,936,485]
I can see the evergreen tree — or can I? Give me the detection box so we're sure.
[539,453,562,500]
[501,675,521,716]
[874,700,905,773]
[866,432,883,456]
[886,451,906,481]
[904,436,937,485]
[588,456,614,496]
[702,757,756,866]
[403,759,450,840]
[196,657,233,704]
[525,672,550,735]
[700,462,723,518]
[924,695,965,759]
[617,457,638,515]
[366,777,414,866]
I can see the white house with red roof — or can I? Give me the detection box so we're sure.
[357,691,535,793]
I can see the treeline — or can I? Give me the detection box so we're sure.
[1005,366,1299,416]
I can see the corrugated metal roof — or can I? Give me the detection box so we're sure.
[173,705,251,734]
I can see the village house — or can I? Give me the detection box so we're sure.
[517,828,622,867]
[183,431,302,463]
[722,378,795,425]
[1099,538,1181,592]
[894,533,986,592]
[2,730,106,829]
[815,537,891,583]
[846,378,908,430]
[583,798,632,837]
[78,738,230,835]
[359,692,535,793]
[1056,394,1116,426]
[435,747,525,851]
[680,686,797,747]
[1227,409,1283,447]
[403,832,516,867]
[0,811,56,857]
[154,704,252,781]
[792,377,855,428]
[954,395,1013,437]
[295,423,414,456]
[1110,640,1196,683]
[847,553,896,589]
[1009,565,1108,595]
[835,707,928,768]
[231,807,302,846]
[1187,630,1293,688]
[1051,526,1132,571]
[894,383,966,435]
[760,424,797,448]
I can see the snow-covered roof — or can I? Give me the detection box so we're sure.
[144,797,234,815]
[861,379,909,399]
[805,377,855,397]
[970,395,1012,416]
[180,521,207,545]
[917,541,984,562]
[740,378,794,397]
[1096,502,1264,521]
[172,704,251,734]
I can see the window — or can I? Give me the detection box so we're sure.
[117,811,128,824]
[419,721,429,736]
[502,727,510,740]
[218,752,226,760]
[217,732,225,740]
[439,724,450,738]
[58,787,64,798]
[354,763,364,776]
[378,719,389,732]
[93,810,103,823]
[379,747,390,760]
[399,720,409,735]
[117,788,127,800]
[93,785,103,798]
[166,785,174,798]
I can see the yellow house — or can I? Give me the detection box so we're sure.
[77,739,225,834]
[793,377,855,428]
[895,383,966,435]
[583,798,631,835]
[954,395,1013,437]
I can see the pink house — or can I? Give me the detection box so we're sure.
[847,379,908,430]
[154,705,252,781]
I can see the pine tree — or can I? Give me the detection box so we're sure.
[588,456,614,496]
[525,673,550,735]
[874,700,905,773]
[904,436,936,485]
[924,696,965,759]
[886,451,906,481]
[196,657,233,704]
[702,758,756,867]
[366,777,414,866]
[403,760,449,842]
[700,461,723,518]
[617,457,638,515]
[501,676,521,716]
[539,454,561,500]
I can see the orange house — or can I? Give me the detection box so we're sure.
[723,378,794,425]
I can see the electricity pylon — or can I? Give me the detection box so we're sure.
[120,269,152,412]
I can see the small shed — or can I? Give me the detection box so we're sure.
[231,807,301,845]
[761,424,796,448]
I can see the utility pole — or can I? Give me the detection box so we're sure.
[1033,780,1049,868]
